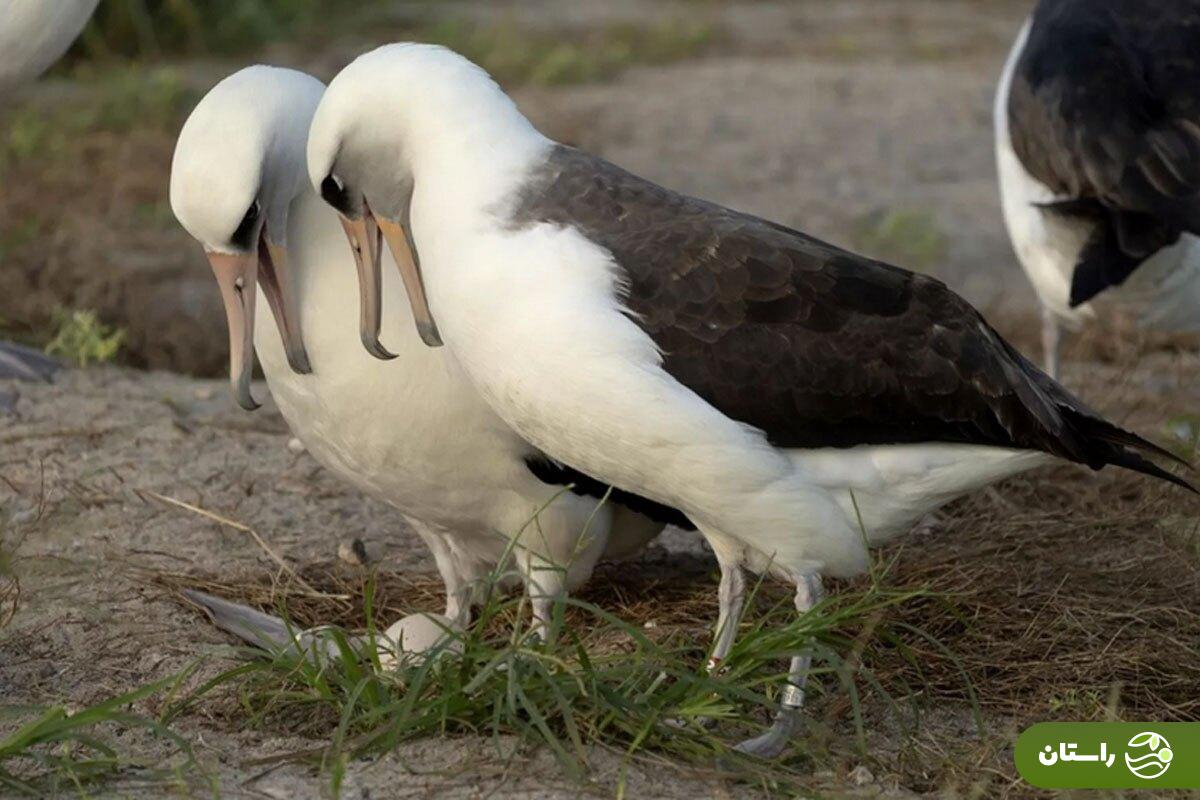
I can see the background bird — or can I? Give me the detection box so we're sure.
[996,0,1200,378]
[305,43,1192,757]
[169,65,668,650]
[0,0,100,381]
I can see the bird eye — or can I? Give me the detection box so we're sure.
[230,200,261,251]
[320,174,352,213]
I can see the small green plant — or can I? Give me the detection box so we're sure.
[853,208,948,271]
[1046,688,1108,719]
[44,309,126,367]
[0,670,201,796]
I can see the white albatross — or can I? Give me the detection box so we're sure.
[996,0,1200,378]
[168,66,669,655]
[303,43,1193,755]
[0,0,100,382]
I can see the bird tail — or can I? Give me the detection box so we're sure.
[1006,343,1197,492]
[182,588,348,660]
[1058,407,1197,493]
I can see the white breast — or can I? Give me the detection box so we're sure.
[995,20,1095,326]
[252,190,543,545]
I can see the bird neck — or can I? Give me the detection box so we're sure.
[396,83,552,214]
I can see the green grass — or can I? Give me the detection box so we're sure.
[0,494,965,796]
[44,309,126,367]
[0,553,961,796]
[164,556,945,796]
[0,671,201,797]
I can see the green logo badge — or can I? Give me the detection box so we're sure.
[1016,723,1199,789]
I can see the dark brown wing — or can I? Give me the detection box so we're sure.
[507,146,1188,486]
[1009,0,1200,304]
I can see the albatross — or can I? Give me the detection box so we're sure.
[304,43,1193,756]
[169,65,670,652]
[0,0,100,382]
[996,0,1200,378]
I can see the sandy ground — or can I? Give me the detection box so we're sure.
[3,1,1198,798]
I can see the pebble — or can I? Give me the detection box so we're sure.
[848,765,875,786]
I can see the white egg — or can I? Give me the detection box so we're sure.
[378,612,463,669]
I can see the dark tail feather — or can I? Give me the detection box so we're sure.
[1099,445,1198,494]
[1059,407,1197,493]
[1062,407,1193,471]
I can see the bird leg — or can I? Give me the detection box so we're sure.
[521,553,567,642]
[431,543,475,629]
[410,521,478,628]
[662,559,748,732]
[708,561,747,672]
[1041,306,1062,380]
[733,572,824,759]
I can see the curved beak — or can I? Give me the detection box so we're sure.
[339,207,396,360]
[207,251,261,411]
[376,216,443,348]
[206,231,312,412]
[257,237,313,375]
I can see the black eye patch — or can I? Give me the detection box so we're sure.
[320,174,353,215]
[230,200,260,251]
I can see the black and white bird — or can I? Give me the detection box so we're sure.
[306,44,1192,757]
[996,0,1200,377]
[169,66,669,657]
[0,0,100,382]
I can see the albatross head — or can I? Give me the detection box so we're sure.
[170,65,323,410]
[307,43,538,352]
[304,45,487,352]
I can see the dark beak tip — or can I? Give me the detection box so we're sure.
[361,334,398,361]
[419,323,444,348]
[233,379,261,412]
[288,349,314,375]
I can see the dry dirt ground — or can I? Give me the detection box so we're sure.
[2,1,1200,798]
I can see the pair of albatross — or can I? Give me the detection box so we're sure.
[180,45,1191,758]
[170,67,671,655]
